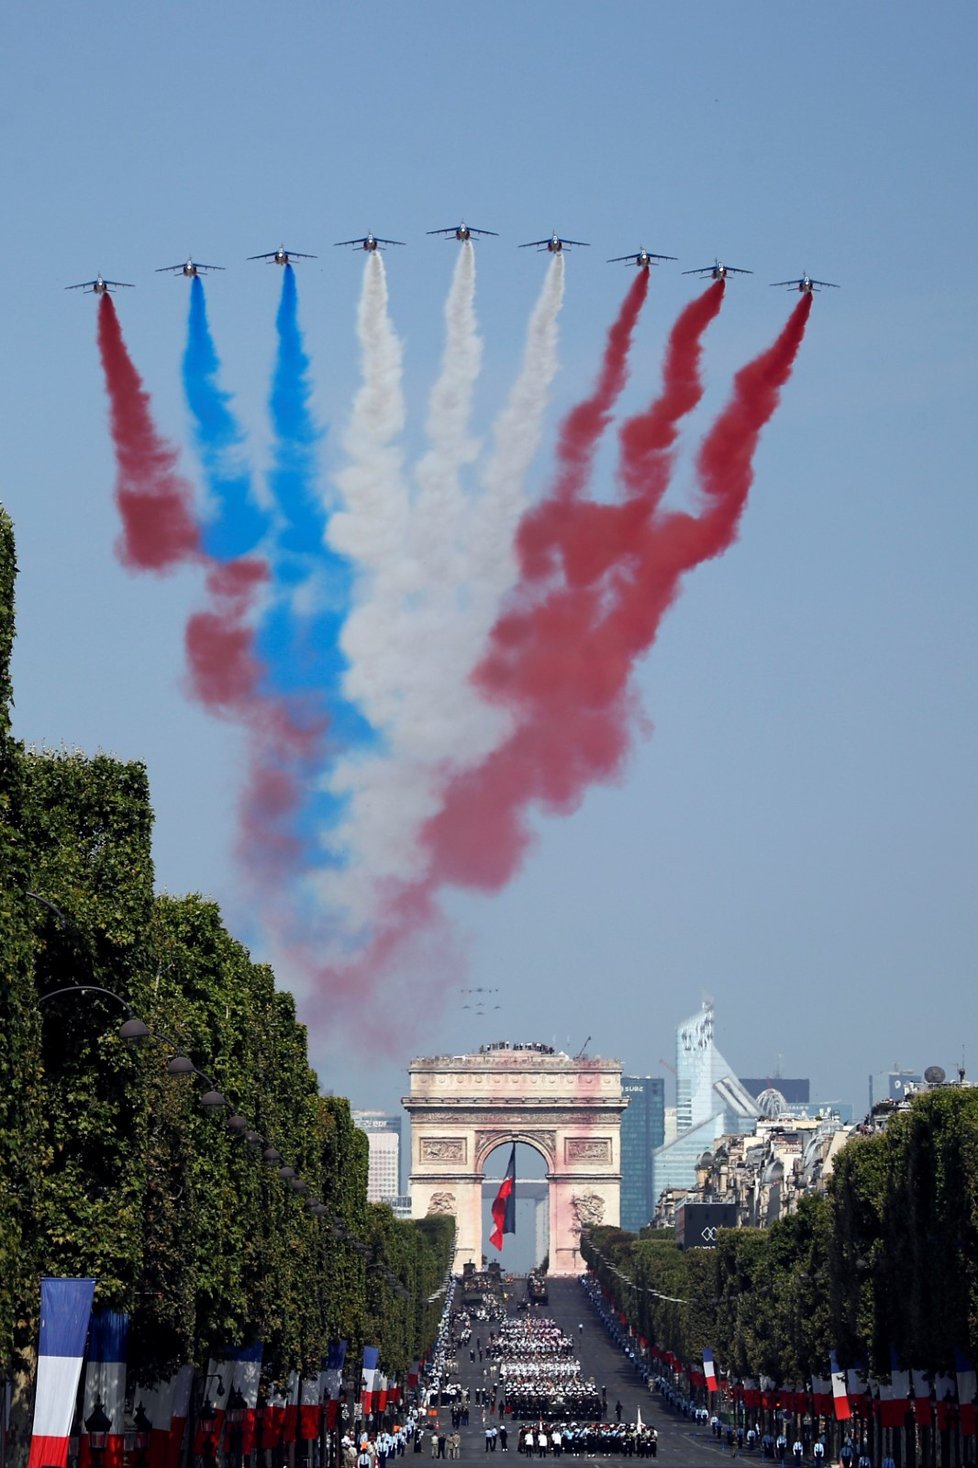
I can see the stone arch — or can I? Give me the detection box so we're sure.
[404,1046,625,1275]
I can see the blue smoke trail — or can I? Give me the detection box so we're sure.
[182,275,271,558]
[257,266,375,860]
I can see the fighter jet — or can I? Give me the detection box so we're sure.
[65,274,133,295]
[682,258,752,280]
[607,247,677,269]
[156,258,225,277]
[247,246,317,265]
[333,233,405,252]
[427,222,498,241]
[519,232,589,253]
[770,272,840,293]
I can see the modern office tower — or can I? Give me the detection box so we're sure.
[651,1002,758,1208]
[352,1110,402,1203]
[620,1075,666,1232]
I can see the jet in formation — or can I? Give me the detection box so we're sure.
[65,274,133,295]
[247,246,317,265]
[427,222,498,241]
[519,232,590,253]
[156,259,225,278]
[608,247,677,270]
[682,258,753,280]
[334,233,406,252]
[770,272,840,293]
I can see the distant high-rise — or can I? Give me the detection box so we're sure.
[652,1003,758,1208]
[352,1110,402,1203]
[620,1076,666,1232]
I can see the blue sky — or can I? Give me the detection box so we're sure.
[2,1,976,1115]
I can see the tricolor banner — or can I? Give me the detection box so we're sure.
[28,1276,97,1468]
[231,1344,263,1455]
[911,1370,933,1428]
[489,1144,517,1251]
[142,1364,194,1468]
[79,1311,129,1468]
[361,1348,380,1415]
[878,1350,910,1430]
[955,1349,977,1437]
[830,1353,851,1421]
[299,1378,321,1441]
[323,1341,347,1429]
[703,1349,718,1392]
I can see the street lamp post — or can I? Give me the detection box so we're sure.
[226,1385,246,1468]
[85,1397,112,1468]
[132,1403,152,1468]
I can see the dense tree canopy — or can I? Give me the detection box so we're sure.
[583,1091,978,1379]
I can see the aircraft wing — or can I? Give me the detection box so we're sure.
[66,281,97,290]
[247,252,276,260]
[286,251,317,259]
[195,263,226,271]
[375,238,406,246]
[561,239,590,247]
[681,266,713,275]
[518,239,551,248]
[725,266,753,275]
[155,264,187,274]
[333,239,367,247]
[467,227,498,237]
[426,228,457,236]
[811,278,840,288]
[769,279,800,287]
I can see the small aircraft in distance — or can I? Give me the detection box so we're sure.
[608,247,678,269]
[156,258,225,277]
[247,246,317,265]
[519,232,589,253]
[427,222,498,241]
[770,272,840,293]
[65,274,133,295]
[334,233,405,252]
[682,258,753,280]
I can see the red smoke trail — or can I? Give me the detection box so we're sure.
[518,269,649,582]
[95,296,324,890]
[96,295,200,570]
[538,279,726,593]
[422,293,812,891]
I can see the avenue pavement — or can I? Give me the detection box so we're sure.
[445,1276,733,1466]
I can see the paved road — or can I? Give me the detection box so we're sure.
[442,1277,732,1467]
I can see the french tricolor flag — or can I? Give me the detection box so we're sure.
[703,1350,718,1393]
[361,1347,380,1415]
[231,1344,263,1456]
[79,1312,129,1468]
[28,1277,96,1468]
[299,1378,321,1441]
[830,1352,851,1421]
[323,1342,347,1430]
[142,1364,193,1468]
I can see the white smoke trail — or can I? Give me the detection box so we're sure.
[321,254,566,931]
[327,252,413,730]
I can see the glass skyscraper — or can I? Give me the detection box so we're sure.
[620,1075,666,1232]
[651,1002,758,1209]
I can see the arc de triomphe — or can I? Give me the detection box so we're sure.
[404,1044,625,1275]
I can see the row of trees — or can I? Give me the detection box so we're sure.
[0,506,454,1401]
[582,1087,978,1381]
